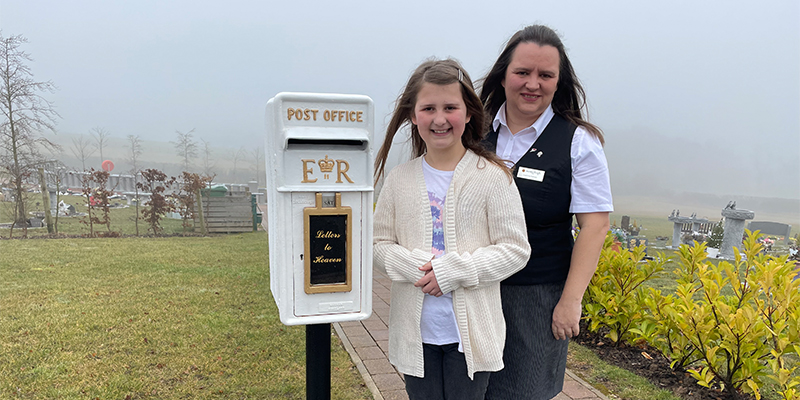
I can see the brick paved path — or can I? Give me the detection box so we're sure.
[333,270,609,400]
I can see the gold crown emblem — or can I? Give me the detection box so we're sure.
[318,155,335,173]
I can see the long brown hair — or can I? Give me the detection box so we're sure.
[479,25,604,144]
[374,58,510,182]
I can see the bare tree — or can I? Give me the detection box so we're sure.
[250,146,264,187]
[172,128,197,172]
[126,134,143,235]
[44,158,66,234]
[70,134,95,170]
[90,126,109,165]
[230,146,246,182]
[0,33,60,237]
[125,134,142,174]
[200,138,215,177]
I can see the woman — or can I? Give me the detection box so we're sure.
[479,25,613,400]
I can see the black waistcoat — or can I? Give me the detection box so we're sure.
[484,114,577,285]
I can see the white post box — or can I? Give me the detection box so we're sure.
[265,92,373,326]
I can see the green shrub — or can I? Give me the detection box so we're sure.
[636,243,709,371]
[583,233,666,345]
[586,230,800,399]
[706,220,724,248]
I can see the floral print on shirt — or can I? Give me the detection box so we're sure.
[428,191,446,258]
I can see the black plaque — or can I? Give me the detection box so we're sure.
[308,214,348,285]
[627,237,649,252]
[303,193,352,294]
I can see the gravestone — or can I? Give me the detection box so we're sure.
[668,210,691,249]
[620,215,630,231]
[626,236,649,255]
[719,206,755,259]
[49,188,58,216]
[747,221,792,245]
[667,210,708,249]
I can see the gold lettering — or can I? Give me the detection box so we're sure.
[309,109,365,123]
[324,243,332,251]
[336,160,354,183]
[287,108,323,121]
[314,255,342,263]
[301,159,317,183]
[316,230,341,238]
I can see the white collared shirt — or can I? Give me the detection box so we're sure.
[493,104,614,214]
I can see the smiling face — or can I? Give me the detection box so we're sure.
[502,42,560,131]
[411,82,470,156]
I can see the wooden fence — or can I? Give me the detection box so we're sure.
[194,192,254,233]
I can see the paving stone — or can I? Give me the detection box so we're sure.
[374,304,390,315]
[372,373,406,391]
[370,328,389,341]
[382,389,409,400]
[377,292,392,303]
[363,319,387,331]
[550,393,571,400]
[376,339,389,353]
[375,308,391,323]
[342,324,368,337]
[355,345,385,360]
[363,358,396,374]
[347,334,376,348]
[561,379,598,399]
[364,314,383,323]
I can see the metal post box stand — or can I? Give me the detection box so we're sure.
[265,93,374,399]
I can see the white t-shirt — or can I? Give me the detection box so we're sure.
[493,104,614,213]
[419,156,461,348]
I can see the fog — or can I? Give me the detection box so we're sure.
[2,0,798,212]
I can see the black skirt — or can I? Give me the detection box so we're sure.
[484,282,568,400]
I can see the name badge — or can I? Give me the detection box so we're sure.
[517,167,545,182]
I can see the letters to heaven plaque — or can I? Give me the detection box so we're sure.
[303,193,352,294]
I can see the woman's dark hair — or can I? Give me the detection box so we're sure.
[479,25,604,144]
[374,58,510,182]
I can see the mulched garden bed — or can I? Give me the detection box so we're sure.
[573,322,757,400]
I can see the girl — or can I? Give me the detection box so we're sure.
[373,58,530,400]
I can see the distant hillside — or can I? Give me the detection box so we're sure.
[42,132,800,228]
[43,132,265,186]
[613,192,800,228]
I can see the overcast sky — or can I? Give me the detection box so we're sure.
[1,0,798,201]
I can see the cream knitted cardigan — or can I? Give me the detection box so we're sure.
[373,150,530,379]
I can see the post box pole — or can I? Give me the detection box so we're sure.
[306,323,331,400]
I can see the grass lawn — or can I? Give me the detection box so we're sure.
[567,342,681,400]
[0,232,372,399]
